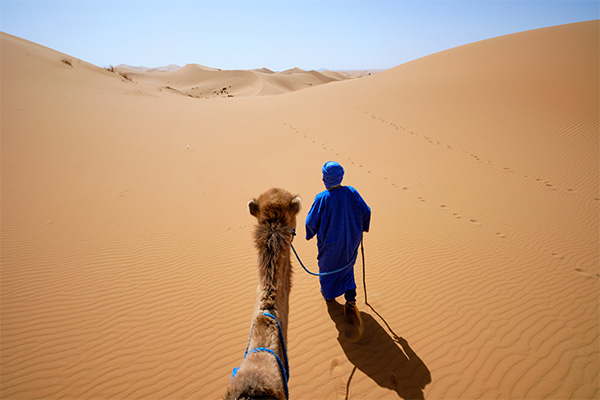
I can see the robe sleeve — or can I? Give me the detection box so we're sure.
[354,189,371,233]
[305,194,323,240]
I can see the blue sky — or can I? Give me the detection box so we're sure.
[1,0,598,70]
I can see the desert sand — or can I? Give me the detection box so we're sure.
[1,20,598,399]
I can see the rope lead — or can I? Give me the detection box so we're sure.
[290,242,359,277]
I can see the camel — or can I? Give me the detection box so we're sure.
[225,188,301,400]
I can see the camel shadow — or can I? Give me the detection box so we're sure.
[327,301,431,399]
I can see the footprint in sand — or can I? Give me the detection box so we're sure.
[453,213,462,219]
[329,358,342,375]
[329,359,348,400]
[551,252,564,259]
[575,268,593,278]
[440,205,449,209]
[418,197,426,202]
[496,232,506,239]
[470,219,481,226]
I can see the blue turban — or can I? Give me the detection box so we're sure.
[322,161,344,188]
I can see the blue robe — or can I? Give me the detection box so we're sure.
[305,185,371,300]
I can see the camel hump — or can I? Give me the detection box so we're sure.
[250,313,281,348]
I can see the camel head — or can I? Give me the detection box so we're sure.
[248,188,301,231]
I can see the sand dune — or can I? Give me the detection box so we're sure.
[1,20,598,400]
[112,62,348,98]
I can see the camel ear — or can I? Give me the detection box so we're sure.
[248,199,260,217]
[290,196,301,214]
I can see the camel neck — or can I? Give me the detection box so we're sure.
[254,223,293,313]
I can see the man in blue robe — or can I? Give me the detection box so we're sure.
[305,161,371,317]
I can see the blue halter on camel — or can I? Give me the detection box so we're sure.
[231,312,290,399]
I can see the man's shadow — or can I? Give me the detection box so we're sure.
[327,301,431,399]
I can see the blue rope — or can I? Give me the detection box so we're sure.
[288,227,359,277]
[262,312,290,378]
[290,241,359,277]
[231,312,290,400]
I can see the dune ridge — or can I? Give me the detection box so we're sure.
[1,21,598,399]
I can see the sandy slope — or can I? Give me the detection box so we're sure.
[1,20,598,400]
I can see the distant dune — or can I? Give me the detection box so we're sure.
[115,63,352,98]
[113,62,379,98]
[332,69,384,78]
[1,21,598,400]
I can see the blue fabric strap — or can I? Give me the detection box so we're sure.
[246,347,289,400]
[231,312,290,399]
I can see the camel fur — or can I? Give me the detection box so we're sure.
[225,188,301,400]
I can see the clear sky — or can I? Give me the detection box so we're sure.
[1,0,598,71]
